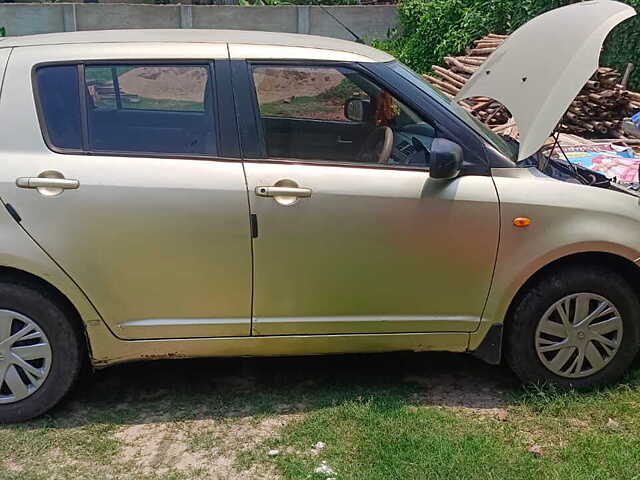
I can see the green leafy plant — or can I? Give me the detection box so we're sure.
[376,0,640,90]
[238,0,356,5]
[0,27,5,37]
[238,0,293,5]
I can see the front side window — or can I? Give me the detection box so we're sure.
[252,65,434,167]
[36,63,217,156]
[254,66,368,121]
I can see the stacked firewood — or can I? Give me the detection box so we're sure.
[423,34,511,130]
[424,34,640,140]
[558,68,640,137]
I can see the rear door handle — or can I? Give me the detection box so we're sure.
[255,186,312,198]
[16,177,79,189]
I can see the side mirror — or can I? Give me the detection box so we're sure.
[344,97,370,122]
[429,138,463,180]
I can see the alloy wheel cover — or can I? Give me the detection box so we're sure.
[535,293,623,378]
[0,310,52,404]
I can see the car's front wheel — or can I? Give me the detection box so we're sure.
[0,282,84,423]
[505,264,640,389]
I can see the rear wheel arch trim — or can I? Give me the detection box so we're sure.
[0,266,91,359]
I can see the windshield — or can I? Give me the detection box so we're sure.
[388,61,518,162]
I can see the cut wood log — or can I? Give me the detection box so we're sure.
[474,38,503,46]
[424,75,460,96]
[443,57,477,76]
[457,56,485,66]
[469,47,497,56]
[475,42,502,49]
[432,66,467,88]
[627,91,640,102]
[470,99,494,112]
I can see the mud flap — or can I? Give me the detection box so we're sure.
[469,323,503,365]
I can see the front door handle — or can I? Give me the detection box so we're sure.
[255,186,312,198]
[16,171,79,197]
[16,177,79,190]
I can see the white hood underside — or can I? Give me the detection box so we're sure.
[455,0,636,161]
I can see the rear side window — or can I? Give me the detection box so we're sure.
[85,65,207,112]
[35,65,83,150]
[35,63,217,156]
[84,64,215,155]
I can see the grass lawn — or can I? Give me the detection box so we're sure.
[2,353,640,479]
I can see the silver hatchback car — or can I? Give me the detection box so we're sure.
[2,1,640,423]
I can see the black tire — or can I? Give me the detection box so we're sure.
[0,282,84,423]
[505,264,640,389]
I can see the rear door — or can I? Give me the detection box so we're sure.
[0,45,253,340]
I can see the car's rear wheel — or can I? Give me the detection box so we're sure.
[0,282,84,423]
[505,264,640,389]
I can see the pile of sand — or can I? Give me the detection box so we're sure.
[118,66,208,102]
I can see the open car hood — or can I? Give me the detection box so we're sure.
[455,0,636,161]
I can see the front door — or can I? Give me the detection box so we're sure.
[0,55,252,340]
[241,63,500,336]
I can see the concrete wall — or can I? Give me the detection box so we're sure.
[191,6,299,33]
[0,4,68,35]
[0,4,398,41]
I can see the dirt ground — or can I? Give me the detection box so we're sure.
[1,353,516,479]
[7,351,640,479]
[252,67,344,104]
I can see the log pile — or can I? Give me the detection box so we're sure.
[557,67,640,137]
[424,34,640,140]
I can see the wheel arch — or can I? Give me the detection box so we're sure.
[498,252,640,362]
[471,251,640,365]
[504,252,640,328]
[0,265,91,359]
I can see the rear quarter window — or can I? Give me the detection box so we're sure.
[35,65,83,151]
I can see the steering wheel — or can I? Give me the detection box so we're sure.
[357,126,394,164]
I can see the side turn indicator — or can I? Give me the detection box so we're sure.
[513,217,532,228]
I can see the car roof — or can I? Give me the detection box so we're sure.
[0,29,394,63]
